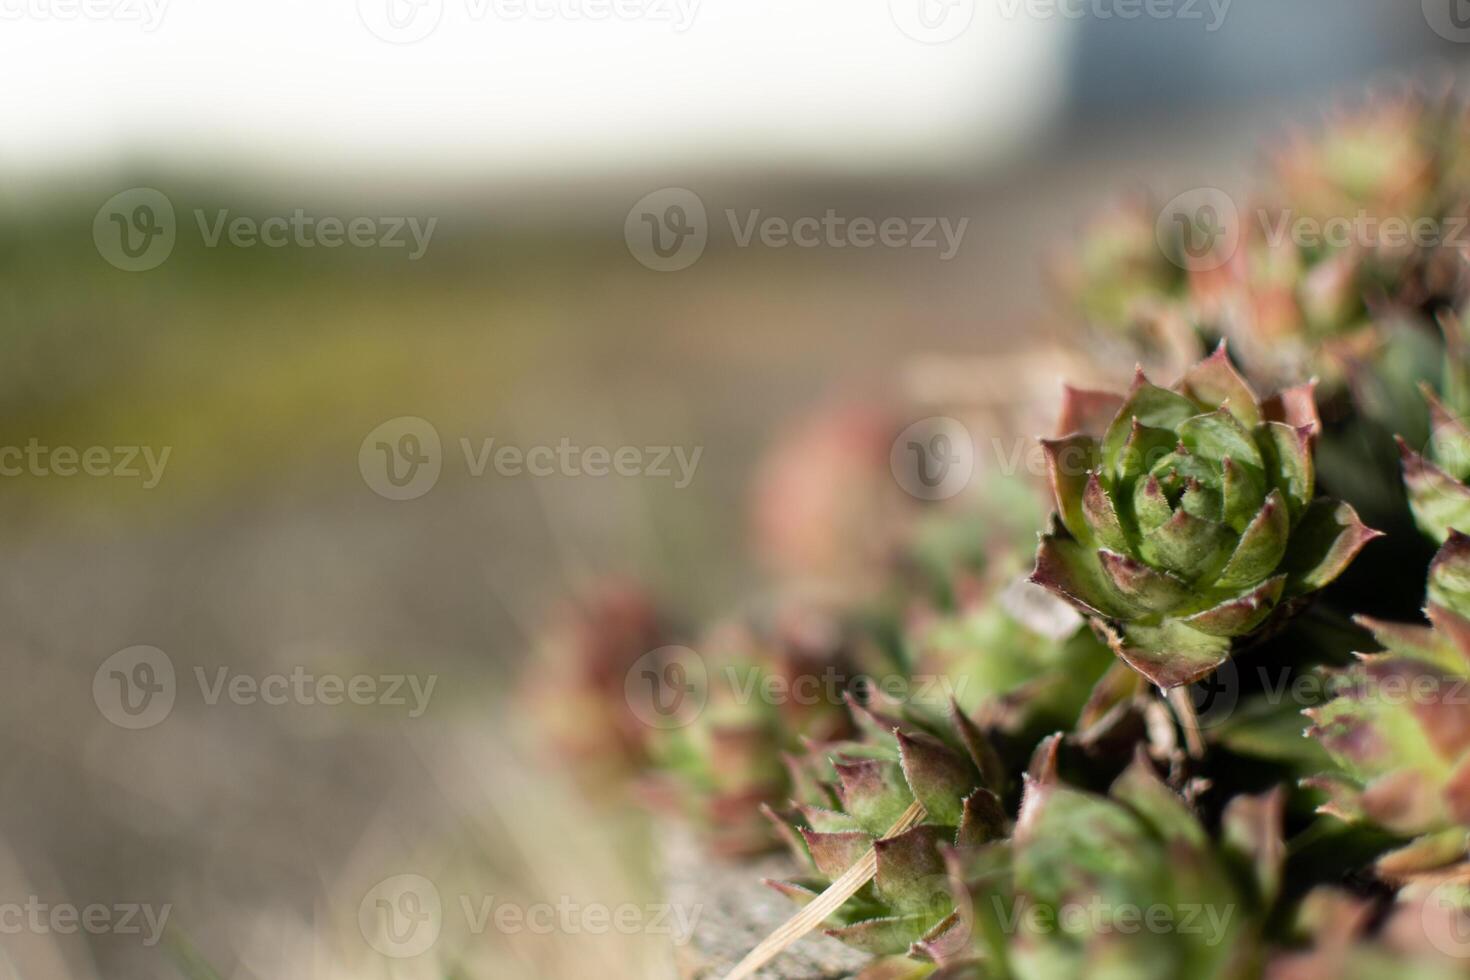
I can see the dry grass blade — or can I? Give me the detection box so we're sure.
[722,800,927,980]
[1167,687,1205,758]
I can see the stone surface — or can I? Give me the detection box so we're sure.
[661,822,868,980]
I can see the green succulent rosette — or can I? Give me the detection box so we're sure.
[1053,197,1185,333]
[911,579,1115,738]
[652,605,862,857]
[1266,886,1470,980]
[763,696,1007,957]
[1030,345,1381,689]
[1304,532,1470,881]
[1401,314,1470,543]
[1051,197,1203,372]
[925,741,1280,980]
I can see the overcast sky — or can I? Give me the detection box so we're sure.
[0,0,1071,180]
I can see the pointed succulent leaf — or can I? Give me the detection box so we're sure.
[1281,500,1382,594]
[1114,620,1233,688]
[1262,379,1321,435]
[873,825,950,915]
[897,730,980,827]
[1402,441,1470,545]
[1057,384,1126,439]
[1221,456,1266,533]
[1031,531,1136,620]
[826,915,938,956]
[1141,507,1233,582]
[1099,550,1192,611]
[836,757,914,836]
[1221,788,1286,906]
[1428,531,1470,614]
[1101,375,1198,471]
[1182,575,1285,637]
[1215,490,1290,590]
[1042,436,1100,542]
[1178,408,1264,471]
[1082,472,1130,552]
[1257,421,1315,521]
[1110,748,1209,847]
[803,828,874,879]
[1114,419,1180,486]
[1177,342,1261,427]
[1133,474,1174,533]
[956,789,1007,845]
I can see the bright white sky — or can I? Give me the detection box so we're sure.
[0,0,1070,179]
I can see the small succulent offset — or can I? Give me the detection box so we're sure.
[1401,315,1470,544]
[927,742,1281,980]
[1031,345,1381,689]
[1304,532,1470,882]
[911,579,1115,738]
[1265,886,1470,980]
[522,581,669,779]
[652,603,862,857]
[763,696,1007,956]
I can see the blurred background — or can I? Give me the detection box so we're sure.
[0,2,1467,977]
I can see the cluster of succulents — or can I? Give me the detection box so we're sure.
[519,86,1470,980]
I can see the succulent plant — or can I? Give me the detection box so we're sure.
[1030,344,1380,689]
[763,696,1007,956]
[1401,314,1470,544]
[1267,886,1470,980]
[522,581,669,778]
[651,600,868,856]
[750,400,908,591]
[1050,196,1203,374]
[1304,532,1470,881]
[910,577,1115,738]
[926,741,1280,980]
